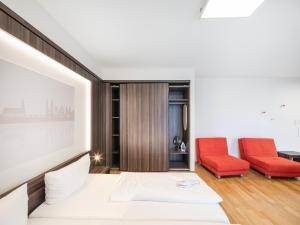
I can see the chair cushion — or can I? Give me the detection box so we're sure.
[196,138,228,161]
[248,156,300,173]
[202,156,250,172]
[239,138,278,158]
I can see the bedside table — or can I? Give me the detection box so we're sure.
[90,166,110,174]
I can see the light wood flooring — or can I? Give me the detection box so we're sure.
[195,165,300,225]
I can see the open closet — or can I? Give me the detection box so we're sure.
[168,83,190,170]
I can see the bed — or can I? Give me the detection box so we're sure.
[1,153,235,225]
[28,218,237,225]
[29,173,230,224]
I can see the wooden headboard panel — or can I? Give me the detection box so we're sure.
[0,151,90,214]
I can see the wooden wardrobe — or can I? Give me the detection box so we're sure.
[102,81,190,172]
[120,83,168,171]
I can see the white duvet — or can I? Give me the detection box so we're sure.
[28,218,238,225]
[30,174,229,224]
[110,172,222,204]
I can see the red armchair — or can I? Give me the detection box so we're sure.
[238,138,300,178]
[196,138,249,178]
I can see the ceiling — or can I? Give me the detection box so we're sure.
[35,0,300,77]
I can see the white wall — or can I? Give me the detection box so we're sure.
[195,77,300,157]
[1,0,102,76]
[102,68,196,171]
[101,68,194,81]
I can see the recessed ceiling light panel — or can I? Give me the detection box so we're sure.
[201,0,265,18]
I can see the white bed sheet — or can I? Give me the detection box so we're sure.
[30,174,229,224]
[28,218,238,225]
[110,172,222,204]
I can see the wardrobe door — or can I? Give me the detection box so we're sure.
[149,83,169,171]
[120,84,128,171]
[126,84,150,172]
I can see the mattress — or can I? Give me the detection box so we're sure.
[30,174,229,224]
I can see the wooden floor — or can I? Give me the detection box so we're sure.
[195,165,300,225]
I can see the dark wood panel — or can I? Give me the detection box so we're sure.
[99,83,112,166]
[149,83,169,171]
[140,84,150,172]
[93,81,110,166]
[123,83,169,172]
[169,161,189,171]
[0,152,89,215]
[126,84,150,172]
[104,80,190,84]
[91,81,100,154]
[89,166,110,174]
[0,2,99,81]
[120,84,128,170]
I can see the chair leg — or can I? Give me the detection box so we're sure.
[265,175,272,179]
[216,175,221,179]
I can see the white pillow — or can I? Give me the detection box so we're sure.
[45,154,90,204]
[0,184,28,225]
